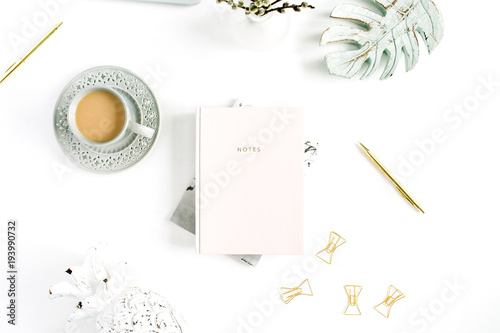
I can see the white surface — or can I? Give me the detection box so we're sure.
[0,0,499,332]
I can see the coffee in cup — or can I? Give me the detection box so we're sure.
[67,86,155,147]
[75,90,126,142]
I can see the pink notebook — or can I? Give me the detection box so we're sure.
[196,107,303,255]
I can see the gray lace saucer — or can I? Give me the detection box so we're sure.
[54,66,160,173]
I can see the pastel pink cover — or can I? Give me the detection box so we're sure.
[198,107,303,254]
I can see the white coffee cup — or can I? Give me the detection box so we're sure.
[67,86,155,146]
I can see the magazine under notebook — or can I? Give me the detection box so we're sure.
[195,107,303,255]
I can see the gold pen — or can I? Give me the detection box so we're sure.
[358,142,425,213]
[0,22,63,85]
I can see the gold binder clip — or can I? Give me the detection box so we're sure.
[344,285,362,315]
[316,231,346,264]
[280,279,313,304]
[374,285,405,318]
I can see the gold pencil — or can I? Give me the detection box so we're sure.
[0,22,63,85]
[359,142,425,213]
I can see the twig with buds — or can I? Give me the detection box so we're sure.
[217,0,315,16]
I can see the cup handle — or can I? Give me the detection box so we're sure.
[129,121,155,138]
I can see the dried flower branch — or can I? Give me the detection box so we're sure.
[217,0,314,17]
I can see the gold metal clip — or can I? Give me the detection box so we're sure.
[280,279,313,304]
[344,285,362,315]
[374,285,405,318]
[316,231,346,264]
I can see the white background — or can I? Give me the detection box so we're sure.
[1,0,499,332]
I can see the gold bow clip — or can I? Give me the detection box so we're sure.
[280,279,313,304]
[316,231,346,264]
[344,285,362,315]
[374,285,405,318]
